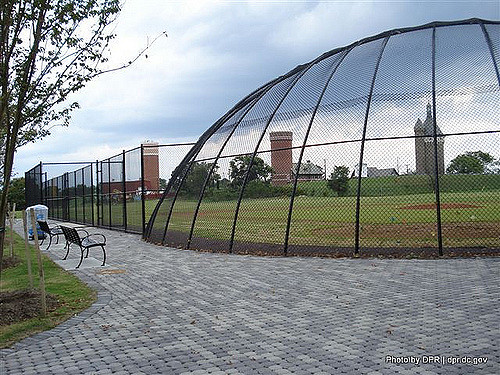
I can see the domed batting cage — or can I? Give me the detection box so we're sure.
[145,19,500,257]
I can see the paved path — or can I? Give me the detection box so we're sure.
[2,222,499,374]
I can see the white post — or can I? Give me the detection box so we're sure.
[22,213,34,288]
[29,208,47,317]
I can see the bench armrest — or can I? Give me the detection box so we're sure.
[84,233,106,244]
[76,228,90,238]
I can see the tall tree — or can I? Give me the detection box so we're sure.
[446,151,498,175]
[0,0,165,274]
[327,166,350,196]
[229,155,272,188]
[181,162,220,197]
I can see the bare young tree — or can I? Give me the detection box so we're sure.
[0,0,165,274]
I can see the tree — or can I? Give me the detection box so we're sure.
[181,162,220,197]
[229,156,272,187]
[446,151,498,175]
[7,177,25,210]
[0,0,165,274]
[159,178,167,190]
[327,166,350,196]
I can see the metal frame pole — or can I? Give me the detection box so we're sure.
[431,27,444,256]
[140,145,146,237]
[39,162,43,204]
[229,64,317,253]
[151,77,290,242]
[186,93,270,249]
[354,36,389,255]
[284,48,350,255]
[74,171,77,222]
[480,22,500,86]
[91,162,95,226]
[122,150,127,231]
[81,168,85,224]
[108,159,112,228]
[159,105,255,245]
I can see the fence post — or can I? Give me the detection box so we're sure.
[81,168,85,224]
[39,162,43,204]
[29,208,47,317]
[74,171,77,222]
[431,26,444,256]
[108,160,112,228]
[354,36,389,256]
[122,150,127,231]
[22,212,34,288]
[91,162,95,226]
[8,203,16,257]
[140,145,146,237]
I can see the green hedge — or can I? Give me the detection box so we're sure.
[183,173,500,202]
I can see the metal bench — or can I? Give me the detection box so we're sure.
[60,226,107,269]
[37,220,63,250]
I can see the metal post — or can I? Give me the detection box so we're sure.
[64,173,69,221]
[431,27,444,256]
[108,159,112,228]
[91,162,95,226]
[229,63,317,253]
[152,78,281,242]
[159,102,258,245]
[480,22,500,86]
[140,145,146,237]
[354,36,389,255]
[74,171,77,222]
[39,162,43,204]
[186,94,269,249]
[284,48,350,255]
[81,168,85,224]
[122,151,127,231]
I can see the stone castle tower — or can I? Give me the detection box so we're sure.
[414,103,445,175]
[270,131,292,185]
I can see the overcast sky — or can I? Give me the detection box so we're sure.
[15,0,499,179]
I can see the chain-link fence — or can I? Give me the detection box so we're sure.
[145,19,500,257]
[25,143,194,235]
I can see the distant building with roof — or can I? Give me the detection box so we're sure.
[352,164,398,178]
[414,103,445,175]
[269,132,324,185]
[292,160,324,181]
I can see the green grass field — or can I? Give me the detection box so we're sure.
[1,232,96,348]
[48,174,500,249]
[163,189,500,248]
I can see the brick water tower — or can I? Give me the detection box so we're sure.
[142,141,160,191]
[270,131,292,185]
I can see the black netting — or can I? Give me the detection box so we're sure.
[146,19,500,257]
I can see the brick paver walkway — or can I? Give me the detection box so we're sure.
[2,222,499,374]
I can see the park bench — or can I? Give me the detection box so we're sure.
[37,220,63,250]
[60,226,107,269]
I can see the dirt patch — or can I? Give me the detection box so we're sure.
[400,203,481,210]
[313,222,499,239]
[1,256,22,269]
[0,290,61,326]
[160,230,500,259]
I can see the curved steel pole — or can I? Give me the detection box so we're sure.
[186,91,274,249]
[354,36,390,255]
[284,48,351,255]
[160,96,268,245]
[480,22,500,86]
[431,27,444,256]
[146,80,280,241]
[229,62,319,253]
